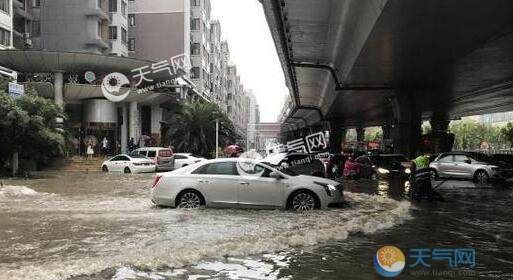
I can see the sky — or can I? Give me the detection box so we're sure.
[210,0,289,122]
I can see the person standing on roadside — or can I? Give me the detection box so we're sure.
[86,143,94,160]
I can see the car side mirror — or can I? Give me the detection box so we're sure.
[269,171,282,180]
[464,159,471,164]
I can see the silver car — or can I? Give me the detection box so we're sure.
[429,152,513,183]
[151,158,344,211]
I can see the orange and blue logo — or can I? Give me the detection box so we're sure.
[374,246,406,277]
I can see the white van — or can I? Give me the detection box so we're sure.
[131,147,175,171]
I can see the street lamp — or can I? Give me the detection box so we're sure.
[216,119,219,158]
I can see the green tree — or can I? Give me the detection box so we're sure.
[163,101,240,158]
[449,119,506,151]
[0,78,66,174]
[500,122,513,149]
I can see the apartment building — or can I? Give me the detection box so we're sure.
[1,0,254,149]
[128,0,189,61]
[209,20,223,106]
[246,90,260,150]
[0,0,12,50]
[189,0,211,97]
[11,0,127,55]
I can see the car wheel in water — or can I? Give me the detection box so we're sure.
[102,165,108,172]
[474,170,489,184]
[290,191,317,211]
[124,167,131,174]
[177,191,202,209]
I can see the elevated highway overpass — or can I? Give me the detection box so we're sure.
[261,0,513,156]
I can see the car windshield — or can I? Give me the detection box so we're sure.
[129,154,147,159]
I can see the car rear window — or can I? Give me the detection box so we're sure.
[158,149,172,157]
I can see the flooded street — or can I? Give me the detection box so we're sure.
[1,173,512,279]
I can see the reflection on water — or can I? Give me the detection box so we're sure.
[0,173,512,279]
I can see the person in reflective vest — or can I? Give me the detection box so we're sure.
[411,150,433,201]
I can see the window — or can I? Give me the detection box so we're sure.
[238,163,272,178]
[31,21,41,37]
[33,0,41,8]
[121,27,127,44]
[190,67,200,79]
[193,162,238,176]
[97,21,102,37]
[190,18,200,30]
[175,155,187,160]
[128,38,135,51]
[108,0,117,12]
[438,155,454,163]
[191,0,200,6]
[121,1,127,17]
[108,26,117,40]
[137,151,147,156]
[0,27,10,46]
[0,0,9,13]
[191,43,200,55]
[454,155,470,163]
[112,155,129,161]
[128,14,135,26]
[147,151,156,157]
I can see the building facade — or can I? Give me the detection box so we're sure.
[189,0,210,97]
[246,90,260,150]
[0,0,12,50]
[1,0,254,154]
[12,0,127,55]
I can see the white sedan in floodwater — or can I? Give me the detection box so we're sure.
[151,158,344,211]
[101,154,156,174]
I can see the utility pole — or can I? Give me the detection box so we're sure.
[216,119,219,158]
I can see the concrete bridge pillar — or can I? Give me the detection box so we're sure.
[356,127,365,142]
[392,94,422,158]
[430,116,450,133]
[328,120,346,154]
[382,124,391,140]
[429,112,454,153]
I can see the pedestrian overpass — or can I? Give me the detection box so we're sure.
[260,0,513,156]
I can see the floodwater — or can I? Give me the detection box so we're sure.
[0,172,512,279]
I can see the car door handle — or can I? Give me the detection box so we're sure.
[198,179,210,183]
[239,181,249,185]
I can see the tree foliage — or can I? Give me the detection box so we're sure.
[449,119,505,151]
[163,101,240,158]
[500,122,513,149]
[0,78,66,172]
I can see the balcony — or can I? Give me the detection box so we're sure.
[86,8,109,21]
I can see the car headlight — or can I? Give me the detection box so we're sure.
[314,182,336,197]
[377,168,390,174]
[405,168,411,174]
